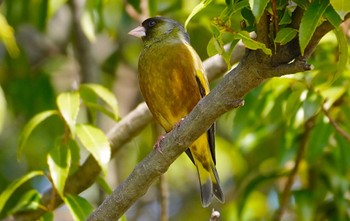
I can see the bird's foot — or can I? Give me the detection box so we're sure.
[154,135,165,153]
[174,118,185,128]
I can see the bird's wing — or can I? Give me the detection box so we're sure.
[185,42,217,164]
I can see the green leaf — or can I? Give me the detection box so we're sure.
[307,121,332,162]
[48,0,68,18]
[279,8,292,25]
[330,0,350,19]
[299,0,329,55]
[207,27,234,69]
[332,27,348,83]
[57,91,80,136]
[207,37,223,57]
[80,84,119,120]
[9,190,41,214]
[324,5,343,27]
[0,86,6,133]
[238,171,286,217]
[275,28,298,45]
[47,143,71,198]
[76,124,110,175]
[0,14,20,57]
[64,194,93,221]
[320,86,347,109]
[38,211,54,221]
[294,190,313,220]
[303,92,322,121]
[285,89,304,124]
[234,31,272,55]
[184,0,214,29]
[0,171,44,214]
[18,110,59,161]
[67,138,81,175]
[97,176,113,194]
[248,0,269,23]
[39,211,54,221]
[292,0,309,9]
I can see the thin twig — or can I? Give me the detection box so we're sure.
[270,0,279,34]
[69,0,99,83]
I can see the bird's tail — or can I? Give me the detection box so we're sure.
[191,136,225,207]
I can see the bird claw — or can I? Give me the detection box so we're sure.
[154,135,165,153]
[174,118,185,128]
[153,118,184,153]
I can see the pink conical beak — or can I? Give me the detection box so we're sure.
[128,26,146,38]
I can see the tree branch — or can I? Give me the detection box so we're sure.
[69,0,99,83]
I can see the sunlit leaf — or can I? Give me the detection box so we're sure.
[332,27,348,82]
[234,31,272,55]
[275,28,298,45]
[48,0,68,18]
[248,0,269,23]
[57,91,80,136]
[76,124,110,175]
[303,92,322,121]
[0,86,6,133]
[242,191,268,220]
[299,0,329,55]
[47,143,71,198]
[82,11,96,41]
[0,171,44,214]
[207,37,223,57]
[185,0,214,29]
[0,14,20,57]
[319,86,347,109]
[79,84,119,120]
[330,0,350,19]
[64,194,93,221]
[18,110,59,161]
[285,89,304,122]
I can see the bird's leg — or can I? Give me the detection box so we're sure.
[154,135,165,153]
[153,118,185,153]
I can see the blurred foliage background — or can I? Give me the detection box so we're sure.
[0,0,350,220]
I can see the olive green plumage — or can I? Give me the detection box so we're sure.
[129,17,224,207]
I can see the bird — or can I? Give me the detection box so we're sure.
[128,16,224,207]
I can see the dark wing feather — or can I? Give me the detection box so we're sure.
[195,75,216,165]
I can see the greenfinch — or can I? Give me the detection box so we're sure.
[129,17,224,207]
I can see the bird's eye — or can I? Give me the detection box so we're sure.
[148,20,156,27]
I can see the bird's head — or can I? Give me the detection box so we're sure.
[128,17,189,47]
